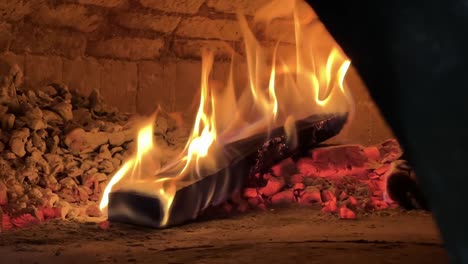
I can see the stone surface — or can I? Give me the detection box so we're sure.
[116,12,180,33]
[176,17,241,41]
[11,25,86,59]
[25,55,62,89]
[261,19,296,44]
[136,61,174,115]
[207,0,270,15]
[174,60,201,113]
[0,75,141,227]
[0,0,35,22]
[211,60,248,98]
[63,57,101,96]
[0,52,25,79]
[139,0,204,14]
[173,39,236,59]
[87,37,165,60]
[31,4,102,33]
[0,23,11,51]
[136,59,199,115]
[327,66,394,146]
[0,211,447,263]
[77,0,126,8]
[9,128,30,157]
[99,59,137,112]
[0,0,394,144]
[252,0,318,23]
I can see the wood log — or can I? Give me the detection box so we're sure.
[108,113,348,228]
[385,160,428,210]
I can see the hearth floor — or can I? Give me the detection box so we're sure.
[0,208,447,264]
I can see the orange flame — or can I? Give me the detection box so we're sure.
[99,0,353,227]
[181,49,218,175]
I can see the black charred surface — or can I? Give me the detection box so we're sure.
[387,171,428,211]
[247,136,289,187]
[108,113,347,228]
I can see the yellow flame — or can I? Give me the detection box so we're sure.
[238,14,279,124]
[179,49,217,177]
[136,125,154,158]
[99,160,134,210]
[99,0,354,227]
[99,123,154,211]
[268,45,279,118]
[312,49,351,106]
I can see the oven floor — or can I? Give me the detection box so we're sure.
[0,208,447,263]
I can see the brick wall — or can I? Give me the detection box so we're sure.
[0,0,393,145]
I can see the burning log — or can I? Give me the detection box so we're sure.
[108,113,348,227]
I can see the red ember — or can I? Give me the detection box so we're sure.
[11,214,39,228]
[219,139,408,221]
[339,207,356,219]
[1,214,13,232]
[98,220,110,230]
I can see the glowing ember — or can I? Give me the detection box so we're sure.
[100,0,353,227]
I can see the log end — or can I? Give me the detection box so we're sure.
[108,191,164,228]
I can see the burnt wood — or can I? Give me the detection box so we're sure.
[108,113,348,228]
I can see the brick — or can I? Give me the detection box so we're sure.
[261,21,337,58]
[99,59,137,113]
[174,60,201,113]
[212,60,248,97]
[0,52,25,88]
[31,4,102,33]
[0,23,12,51]
[0,0,34,22]
[0,52,25,76]
[306,23,337,53]
[11,25,86,59]
[368,97,395,144]
[139,0,204,14]
[25,55,63,89]
[116,12,180,33]
[87,37,164,60]
[256,2,319,43]
[327,66,394,146]
[242,41,296,66]
[176,17,241,41]
[63,57,101,96]
[206,0,270,15]
[170,59,245,116]
[253,0,318,22]
[136,61,174,115]
[173,39,235,59]
[261,19,296,44]
[76,0,126,8]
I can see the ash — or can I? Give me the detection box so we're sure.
[0,62,188,230]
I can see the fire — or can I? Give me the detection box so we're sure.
[99,0,353,227]
[181,49,218,175]
[99,124,154,212]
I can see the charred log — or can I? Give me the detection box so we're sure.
[385,160,428,210]
[108,113,348,228]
